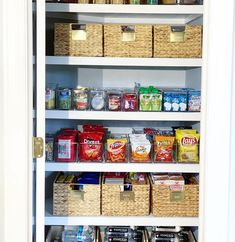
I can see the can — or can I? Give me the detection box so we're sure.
[57,88,72,110]
[45,88,55,109]
[73,88,89,110]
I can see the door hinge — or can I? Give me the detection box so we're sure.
[33,137,44,158]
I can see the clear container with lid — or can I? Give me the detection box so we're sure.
[107,90,122,111]
[56,88,72,110]
[90,89,106,111]
[72,87,89,111]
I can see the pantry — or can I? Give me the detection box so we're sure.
[28,0,230,242]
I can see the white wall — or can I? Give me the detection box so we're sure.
[0,1,32,242]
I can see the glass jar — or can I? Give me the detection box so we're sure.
[90,89,106,111]
[72,87,89,110]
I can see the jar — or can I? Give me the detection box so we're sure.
[45,88,55,110]
[123,92,138,111]
[72,87,89,110]
[107,91,122,111]
[57,88,72,110]
[90,89,106,111]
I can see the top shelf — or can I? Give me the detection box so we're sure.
[46,3,203,24]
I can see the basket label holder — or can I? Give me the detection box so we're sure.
[120,191,135,201]
[170,26,185,43]
[121,25,136,42]
[71,24,87,41]
[169,184,185,202]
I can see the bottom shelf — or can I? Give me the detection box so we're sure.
[45,199,199,226]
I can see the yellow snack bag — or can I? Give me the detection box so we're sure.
[176,131,200,163]
[107,138,128,162]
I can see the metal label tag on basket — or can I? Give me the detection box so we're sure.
[72,24,87,41]
[170,191,185,202]
[121,26,135,42]
[170,26,185,43]
[70,190,85,200]
[170,184,184,202]
[120,191,135,201]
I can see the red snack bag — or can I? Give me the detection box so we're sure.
[79,132,104,161]
[154,136,175,163]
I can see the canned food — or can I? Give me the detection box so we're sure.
[45,88,55,109]
[57,88,72,110]
[73,88,89,110]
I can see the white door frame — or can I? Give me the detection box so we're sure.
[0,1,235,242]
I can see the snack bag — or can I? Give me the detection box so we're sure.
[107,138,128,162]
[154,136,175,162]
[131,142,151,162]
[176,131,200,163]
[79,132,104,161]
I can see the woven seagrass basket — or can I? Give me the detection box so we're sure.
[109,0,125,4]
[151,178,199,217]
[104,24,153,58]
[53,173,101,216]
[102,176,150,216]
[94,0,107,3]
[54,23,103,57]
[153,25,202,58]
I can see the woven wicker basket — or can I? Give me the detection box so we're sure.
[154,25,202,58]
[102,177,150,216]
[110,0,125,3]
[104,24,153,58]
[94,0,106,3]
[53,173,101,216]
[54,23,103,57]
[151,179,199,217]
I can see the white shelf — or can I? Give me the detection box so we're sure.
[45,110,201,121]
[45,162,200,173]
[46,56,202,67]
[46,3,203,15]
[46,3,203,24]
[45,199,199,226]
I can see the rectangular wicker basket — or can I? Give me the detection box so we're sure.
[102,176,150,216]
[53,173,101,216]
[104,24,153,58]
[151,178,199,217]
[54,23,103,57]
[153,25,202,58]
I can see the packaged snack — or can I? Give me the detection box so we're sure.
[176,130,200,162]
[90,89,106,111]
[154,136,175,162]
[46,134,54,161]
[57,88,72,110]
[188,90,201,112]
[151,87,162,111]
[45,88,55,109]
[79,132,104,161]
[123,92,138,111]
[56,130,78,162]
[130,134,151,162]
[107,138,128,162]
[73,87,89,110]
[163,90,187,112]
[139,87,151,111]
[107,91,122,111]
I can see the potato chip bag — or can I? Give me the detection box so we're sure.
[107,138,128,162]
[154,136,175,162]
[176,131,200,162]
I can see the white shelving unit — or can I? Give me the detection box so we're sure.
[45,162,200,173]
[34,2,206,242]
[46,56,202,67]
[45,110,201,121]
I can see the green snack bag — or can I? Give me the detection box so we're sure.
[151,88,162,111]
[139,87,151,111]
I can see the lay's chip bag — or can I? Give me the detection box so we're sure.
[176,129,200,163]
